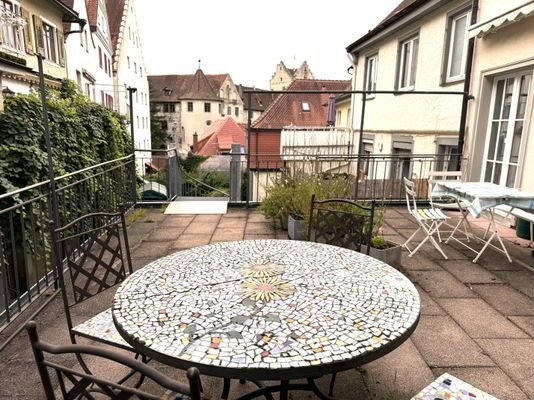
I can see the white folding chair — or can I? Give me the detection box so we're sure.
[403,177,449,259]
[428,170,471,242]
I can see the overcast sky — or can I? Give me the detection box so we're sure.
[135,0,401,89]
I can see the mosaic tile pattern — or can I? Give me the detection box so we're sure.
[411,373,500,400]
[113,240,420,376]
[72,308,133,350]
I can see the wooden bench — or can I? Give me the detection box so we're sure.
[411,373,500,399]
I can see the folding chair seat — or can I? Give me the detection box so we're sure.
[428,170,471,242]
[26,321,203,400]
[53,212,137,352]
[403,177,449,259]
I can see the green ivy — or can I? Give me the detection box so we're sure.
[0,79,131,195]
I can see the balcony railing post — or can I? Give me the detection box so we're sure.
[230,144,242,202]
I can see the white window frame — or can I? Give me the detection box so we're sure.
[41,17,57,63]
[444,8,470,83]
[364,54,378,97]
[397,34,419,90]
[0,0,25,53]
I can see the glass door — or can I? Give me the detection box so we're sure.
[483,72,532,187]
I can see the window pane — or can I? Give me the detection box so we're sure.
[487,122,499,160]
[502,78,514,119]
[493,163,501,184]
[410,38,418,86]
[496,121,507,161]
[516,74,531,119]
[450,14,467,77]
[493,80,504,119]
[484,162,493,182]
[506,165,517,187]
[401,42,410,88]
[509,121,523,163]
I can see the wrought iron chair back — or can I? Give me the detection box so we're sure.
[307,194,375,255]
[53,212,132,343]
[26,321,202,400]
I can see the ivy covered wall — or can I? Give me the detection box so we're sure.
[0,80,131,195]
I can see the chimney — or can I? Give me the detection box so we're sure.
[192,132,198,152]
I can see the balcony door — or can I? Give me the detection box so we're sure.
[483,72,532,187]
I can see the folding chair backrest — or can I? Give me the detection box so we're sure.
[26,321,202,400]
[403,177,419,217]
[428,170,462,208]
[308,194,375,254]
[54,212,132,333]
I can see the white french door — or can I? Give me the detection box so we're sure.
[483,71,532,187]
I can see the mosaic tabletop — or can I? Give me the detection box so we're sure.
[113,240,420,380]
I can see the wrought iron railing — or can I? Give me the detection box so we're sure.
[0,155,135,334]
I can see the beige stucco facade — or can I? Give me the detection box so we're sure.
[465,2,534,190]
[347,0,469,170]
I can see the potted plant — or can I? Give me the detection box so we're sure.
[364,205,402,268]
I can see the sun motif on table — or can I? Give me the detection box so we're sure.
[240,276,294,302]
[240,259,283,277]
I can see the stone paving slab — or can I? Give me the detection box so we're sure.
[432,367,528,400]
[182,222,219,234]
[508,317,534,337]
[244,222,275,234]
[158,214,195,227]
[406,270,477,298]
[471,284,534,316]
[439,259,504,284]
[211,227,245,242]
[492,270,534,297]
[476,339,534,399]
[401,253,444,271]
[170,233,211,250]
[416,285,447,316]
[436,298,528,339]
[410,316,495,367]
[131,241,172,259]
[143,226,185,241]
[360,339,434,398]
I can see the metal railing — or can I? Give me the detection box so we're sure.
[244,152,464,204]
[0,155,135,333]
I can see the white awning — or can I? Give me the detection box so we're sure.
[469,1,534,38]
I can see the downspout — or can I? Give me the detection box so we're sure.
[456,0,478,170]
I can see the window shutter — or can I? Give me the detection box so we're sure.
[32,15,45,56]
[21,8,33,54]
[57,29,65,66]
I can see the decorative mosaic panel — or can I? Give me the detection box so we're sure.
[113,240,420,376]
[72,308,133,350]
[411,373,500,400]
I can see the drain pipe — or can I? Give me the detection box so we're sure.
[456,0,478,171]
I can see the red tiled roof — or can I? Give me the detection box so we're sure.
[196,117,246,156]
[251,79,350,130]
[105,0,125,55]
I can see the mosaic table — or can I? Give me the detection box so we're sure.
[113,240,420,399]
[411,373,500,400]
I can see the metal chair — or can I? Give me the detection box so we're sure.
[53,211,134,350]
[307,194,374,396]
[26,321,202,400]
[403,177,449,259]
[308,194,375,255]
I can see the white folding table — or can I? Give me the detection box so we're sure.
[431,181,534,263]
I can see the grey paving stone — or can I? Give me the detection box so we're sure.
[493,270,534,298]
[410,316,494,367]
[361,339,433,398]
[416,285,446,316]
[406,270,476,298]
[439,259,503,284]
[432,367,529,400]
[476,339,534,399]
[471,284,534,316]
[131,241,171,258]
[436,298,528,339]
[182,222,219,234]
[401,253,443,271]
[508,317,534,337]
[144,226,185,241]
[171,233,211,250]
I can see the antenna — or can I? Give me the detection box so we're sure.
[198,59,201,69]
